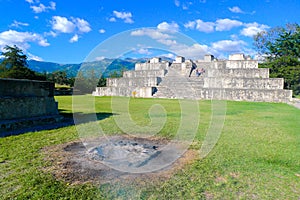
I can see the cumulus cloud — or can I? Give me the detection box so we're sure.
[74,18,91,33]
[228,6,244,14]
[131,29,171,40]
[29,1,56,13]
[109,17,116,22]
[184,19,215,33]
[112,11,134,24]
[99,29,106,34]
[10,20,29,28]
[137,48,152,55]
[185,18,245,32]
[50,16,91,34]
[51,16,76,33]
[27,52,43,61]
[69,34,79,43]
[175,43,209,59]
[174,0,180,7]
[215,18,243,31]
[0,30,49,51]
[240,22,269,37]
[157,22,179,32]
[131,28,209,60]
[211,40,247,52]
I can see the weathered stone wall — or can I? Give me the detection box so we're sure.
[123,69,167,78]
[225,60,258,69]
[0,78,54,97]
[203,77,284,89]
[92,86,154,98]
[207,68,269,78]
[0,78,61,134]
[135,62,169,70]
[107,77,160,87]
[194,88,292,103]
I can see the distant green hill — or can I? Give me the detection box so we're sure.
[27,58,148,78]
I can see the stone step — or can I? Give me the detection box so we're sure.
[123,69,167,78]
[203,77,284,89]
[153,87,292,103]
[207,68,269,78]
[107,77,160,87]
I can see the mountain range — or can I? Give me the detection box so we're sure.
[27,57,174,77]
[27,58,143,78]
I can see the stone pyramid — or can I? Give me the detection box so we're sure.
[92,54,292,103]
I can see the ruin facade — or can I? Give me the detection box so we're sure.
[92,54,292,103]
[0,78,62,135]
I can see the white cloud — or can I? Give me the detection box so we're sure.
[184,21,196,29]
[159,53,176,59]
[25,0,34,3]
[112,11,134,24]
[131,29,171,40]
[195,19,215,33]
[240,22,269,37]
[137,48,152,55]
[184,19,215,33]
[95,56,105,61]
[175,43,209,59]
[44,31,57,37]
[131,28,209,59]
[185,18,243,32]
[174,0,180,7]
[73,18,91,33]
[27,52,43,61]
[51,16,76,33]
[157,22,179,32]
[211,40,247,52]
[109,17,116,22]
[228,6,244,13]
[0,30,50,51]
[69,34,79,43]
[29,1,56,13]
[10,20,29,28]
[99,29,105,34]
[215,18,243,31]
[50,16,91,34]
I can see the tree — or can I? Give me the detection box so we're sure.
[254,23,300,60]
[0,45,45,80]
[254,23,300,96]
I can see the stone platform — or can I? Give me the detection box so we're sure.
[92,54,292,103]
[0,78,62,135]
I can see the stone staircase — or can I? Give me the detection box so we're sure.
[153,68,204,99]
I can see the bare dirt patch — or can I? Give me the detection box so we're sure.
[42,135,198,186]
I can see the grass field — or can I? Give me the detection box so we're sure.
[0,96,299,199]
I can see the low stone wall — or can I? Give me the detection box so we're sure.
[0,78,61,134]
[194,88,292,103]
[207,68,269,78]
[135,63,169,70]
[225,60,258,69]
[123,69,167,78]
[0,78,54,97]
[107,77,160,87]
[203,77,284,89]
[92,86,154,98]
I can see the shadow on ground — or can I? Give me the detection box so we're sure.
[0,110,114,137]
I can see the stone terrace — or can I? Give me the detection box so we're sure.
[92,54,292,103]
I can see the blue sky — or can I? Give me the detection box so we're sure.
[0,0,299,63]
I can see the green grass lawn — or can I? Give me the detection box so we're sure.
[0,96,299,199]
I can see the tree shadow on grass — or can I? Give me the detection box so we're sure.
[0,110,114,137]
